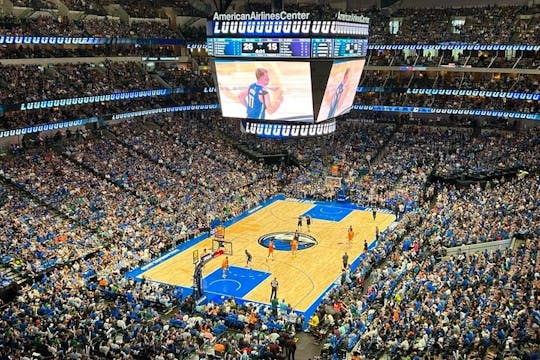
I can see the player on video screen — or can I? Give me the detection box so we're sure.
[238,68,284,120]
[327,68,350,118]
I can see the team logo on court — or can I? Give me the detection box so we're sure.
[258,232,318,251]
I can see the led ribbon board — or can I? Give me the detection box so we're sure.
[0,36,184,46]
[369,44,540,51]
[241,119,337,138]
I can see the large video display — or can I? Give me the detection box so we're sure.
[214,60,314,122]
[316,59,365,122]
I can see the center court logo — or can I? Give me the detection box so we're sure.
[258,232,318,251]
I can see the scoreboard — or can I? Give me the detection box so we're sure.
[210,37,368,58]
[209,11,369,133]
[212,37,311,58]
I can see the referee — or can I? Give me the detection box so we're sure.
[270,277,279,300]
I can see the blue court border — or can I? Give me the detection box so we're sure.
[126,194,396,326]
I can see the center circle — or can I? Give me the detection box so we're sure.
[258,232,318,251]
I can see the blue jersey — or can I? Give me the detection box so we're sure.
[246,83,267,119]
[328,82,344,118]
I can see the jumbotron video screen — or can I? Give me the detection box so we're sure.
[214,60,314,122]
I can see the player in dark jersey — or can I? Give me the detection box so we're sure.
[238,68,284,120]
[327,68,350,119]
[245,249,253,268]
[245,82,266,118]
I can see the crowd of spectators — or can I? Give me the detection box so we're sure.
[0,2,537,136]
[361,70,540,93]
[344,125,441,211]
[11,0,52,9]
[0,61,158,105]
[74,0,206,18]
[0,111,538,358]
[426,177,537,247]
[365,5,539,45]
[433,127,540,177]
[366,48,539,69]
[0,184,102,276]
[96,115,279,229]
[152,64,212,90]
[58,0,119,16]
[0,15,81,37]
[0,14,184,39]
[63,117,278,235]
[0,113,295,358]
[306,173,538,359]
[222,118,539,211]
[2,4,539,45]
[12,0,207,18]
[181,26,206,45]
[0,44,177,59]
[284,122,395,202]
[6,49,537,132]
[513,14,540,44]
[353,177,538,358]
[215,116,397,202]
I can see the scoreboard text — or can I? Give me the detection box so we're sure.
[208,11,369,59]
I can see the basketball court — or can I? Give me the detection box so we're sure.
[127,195,395,318]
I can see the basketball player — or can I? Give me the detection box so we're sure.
[291,232,299,257]
[245,249,253,268]
[347,225,354,246]
[221,256,229,278]
[327,68,351,119]
[267,239,275,261]
[306,215,311,232]
[238,68,284,120]
[297,215,303,231]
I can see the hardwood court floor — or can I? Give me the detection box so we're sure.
[141,199,395,312]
